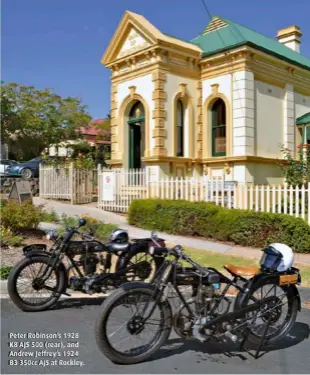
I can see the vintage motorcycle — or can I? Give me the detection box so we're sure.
[95,233,301,364]
[7,219,165,312]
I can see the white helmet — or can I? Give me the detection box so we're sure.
[260,243,294,272]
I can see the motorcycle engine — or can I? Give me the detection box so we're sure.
[80,253,99,275]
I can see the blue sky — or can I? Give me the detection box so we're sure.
[2,0,310,120]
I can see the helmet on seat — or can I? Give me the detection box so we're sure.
[260,243,294,272]
[109,229,129,244]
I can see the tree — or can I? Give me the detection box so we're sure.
[93,116,111,165]
[280,145,310,185]
[0,82,92,160]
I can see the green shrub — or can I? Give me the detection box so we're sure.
[41,209,59,223]
[0,227,24,247]
[59,213,117,241]
[0,266,13,279]
[1,200,44,231]
[128,199,310,253]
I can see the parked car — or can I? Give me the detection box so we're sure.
[0,159,18,176]
[5,157,44,179]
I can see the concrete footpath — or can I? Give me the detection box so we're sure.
[34,197,310,266]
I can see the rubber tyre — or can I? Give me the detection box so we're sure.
[21,168,32,180]
[95,286,172,364]
[124,251,159,283]
[238,277,299,345]
[7,256,66,312]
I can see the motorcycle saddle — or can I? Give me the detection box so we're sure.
[225,264,260,277]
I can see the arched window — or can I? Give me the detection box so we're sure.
[211,99,226,156]
[128,101,145,123]
[176,99,184,157]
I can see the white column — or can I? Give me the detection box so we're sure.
[232,71,255,156]
[283,84,295,151]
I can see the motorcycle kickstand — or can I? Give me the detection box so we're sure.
[253,315,272,359]
[240,316,272,359]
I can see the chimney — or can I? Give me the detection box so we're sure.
[277,25,302,53]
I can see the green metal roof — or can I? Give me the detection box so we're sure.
[190,17,310,71]
[297,112,310,125]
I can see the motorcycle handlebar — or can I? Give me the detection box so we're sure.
[149,245,208,277]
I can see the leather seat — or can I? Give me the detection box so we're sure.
[225,264,260,277]
[106,243,130,253]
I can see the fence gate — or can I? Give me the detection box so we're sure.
[39,164,95,204]
[98,168,148,212]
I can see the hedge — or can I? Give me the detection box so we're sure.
[128,199,310,254]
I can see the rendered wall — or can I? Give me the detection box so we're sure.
[165,73,198,157]
[295,92,310,119]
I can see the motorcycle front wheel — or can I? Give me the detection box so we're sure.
[95,286,172,364]
[7,256,66,312]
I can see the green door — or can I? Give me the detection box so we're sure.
[129,124,141,169]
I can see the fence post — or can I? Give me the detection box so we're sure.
[39,164,43,198]
[97,164,101,208]
[146,167,150,199]
[308,183,310,225]
[69,163,74,205]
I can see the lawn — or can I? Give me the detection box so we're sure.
[177,246,310,288]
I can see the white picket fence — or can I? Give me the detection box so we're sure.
[98,168,235,210]
[39,164,95,204]
[98,168,310,223]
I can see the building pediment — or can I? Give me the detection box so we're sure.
[101,11,201,67]
[117,27,152,59]
[101,11,158,67]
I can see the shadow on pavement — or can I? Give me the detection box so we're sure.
[50,296,106,310]
[149,321,310,363]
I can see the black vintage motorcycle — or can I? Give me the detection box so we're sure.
[7,219,165,312]
[95,234,301,364]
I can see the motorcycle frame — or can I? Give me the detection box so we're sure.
[136,255,300,358]
[23,232,165,292]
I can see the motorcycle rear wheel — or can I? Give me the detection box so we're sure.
[238,277,299,345]
[7,256,66,312]
[124,252,158,282]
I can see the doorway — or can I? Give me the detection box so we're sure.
[129,124,142,169]
[128,101,145,169]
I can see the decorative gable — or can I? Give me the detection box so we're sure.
[117,28,151,59]
[202,16,228,35]
[101,11,201,67]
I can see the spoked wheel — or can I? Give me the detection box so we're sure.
[7,256,65,312]
[95,286,172,364]
[125,252,158,282]
[240,277,299,345]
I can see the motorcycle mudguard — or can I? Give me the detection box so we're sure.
[234,273,301,312]
[22,249,69,291]
[121,281,157,291]
[23,244,47,255]
[23,250,50,258]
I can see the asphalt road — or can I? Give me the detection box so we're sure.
[1,297,310,374]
